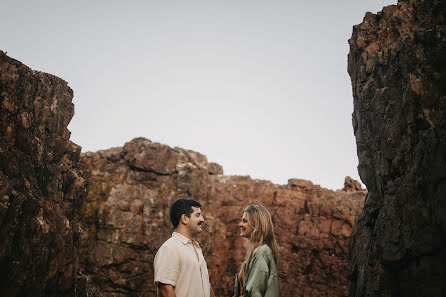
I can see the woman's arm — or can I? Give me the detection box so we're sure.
[245,253,269,297]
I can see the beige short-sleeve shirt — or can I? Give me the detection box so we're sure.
[154,232,210,297]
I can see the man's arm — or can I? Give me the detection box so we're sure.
[154,244,180,297]
[210,285,216,297]
[159,284,176,297]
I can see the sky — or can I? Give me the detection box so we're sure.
[1,0,397,190]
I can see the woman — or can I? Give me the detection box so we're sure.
[233,203,281,297]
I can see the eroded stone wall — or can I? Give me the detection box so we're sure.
[78,138,365,297]
[0,52,101,297]
[347,0,446,296]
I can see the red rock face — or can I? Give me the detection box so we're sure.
[347,0,446,296]
[78,138,365,297]
[0,52,95,296]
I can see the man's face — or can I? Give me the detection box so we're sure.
[186,206,204,236]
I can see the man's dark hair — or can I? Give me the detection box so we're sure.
[170,198,202,228]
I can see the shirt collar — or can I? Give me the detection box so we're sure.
[172,231,192,245]
[172,232,202,247]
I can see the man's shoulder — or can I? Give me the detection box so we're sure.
[159,236,182,249]
[155,237,182,264]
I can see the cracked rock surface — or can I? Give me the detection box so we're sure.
[347,0,446,296]
[79,137,365,297]
[0,51,102,297]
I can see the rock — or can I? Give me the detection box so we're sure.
[78,138,366,297]
[347,0,446,296]
[0,51,102,297]
[342,176,363,192]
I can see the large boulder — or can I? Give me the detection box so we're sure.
[0,52,101,297]
[347,0,446,296]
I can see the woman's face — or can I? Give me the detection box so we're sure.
[238,212,254,238]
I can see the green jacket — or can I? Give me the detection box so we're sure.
[233,244,281,297]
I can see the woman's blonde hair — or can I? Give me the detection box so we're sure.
[240,203,279,277]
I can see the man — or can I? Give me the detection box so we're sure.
[154,198,216,297]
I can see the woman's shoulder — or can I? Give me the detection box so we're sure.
[253,244,273,257]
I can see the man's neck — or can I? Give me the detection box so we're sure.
[174,226,192,239]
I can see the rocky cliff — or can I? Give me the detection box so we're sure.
[0,52,101,297]
[347,0,446,296]
[78,137,366,297]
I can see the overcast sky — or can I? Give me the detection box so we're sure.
[1,0,397,190]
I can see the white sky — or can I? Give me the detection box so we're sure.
[1,0,397,190]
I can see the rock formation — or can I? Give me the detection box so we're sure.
[78,137,366,297]
[0,52,102,297]
[347,0,446,296]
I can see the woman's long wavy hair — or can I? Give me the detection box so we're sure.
[240,203,279,277]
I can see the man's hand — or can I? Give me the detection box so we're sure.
[159,284,176,297]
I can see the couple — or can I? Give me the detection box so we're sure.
[154,198,281,297]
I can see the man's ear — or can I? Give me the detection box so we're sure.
[180,214,189,225]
